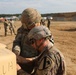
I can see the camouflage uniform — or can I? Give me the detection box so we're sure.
[13,26,38,73]
[47,18,51,30]
[12,8,41,73]
[17,25,66,75]
[33,46,66,75]
[8,19,16,35]
[40,19,46,25]
[3,19,8,36]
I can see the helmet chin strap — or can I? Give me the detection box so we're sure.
[35,39,46,52]
[22,22,36,30]
[22,23,28,29]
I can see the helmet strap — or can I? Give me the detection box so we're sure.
[27,23,35,29]
[22,23,28,29]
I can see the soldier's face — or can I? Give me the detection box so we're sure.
[31,40,39,50]
[31,39,43,52]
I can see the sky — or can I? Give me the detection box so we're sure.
[0,0,76,14]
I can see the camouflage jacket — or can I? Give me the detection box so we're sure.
[34,46,66,75]
[12,26,38,73]
[12,25,54,74]
[12,25,38,57]
[4,21,8,28]
[12,25,54,57]
[17,46,66,75]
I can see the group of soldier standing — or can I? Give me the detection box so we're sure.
[40,17,51,30]
[11,8,66,75]
[3,18,16,36]
[3,13,51,37]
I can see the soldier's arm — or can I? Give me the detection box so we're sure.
[17,69,31,75]
[17,64,30,75]
[34,52,66,75]
[59,56,66,75]
[35,56,55,75]
[12,26,23,55]
[17,55,38,64]
[56,49,66,75]
[12,34,21,55]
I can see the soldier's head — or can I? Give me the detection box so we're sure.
[21,8,42,29]
[5,19,7,21]
[28,25,53,51]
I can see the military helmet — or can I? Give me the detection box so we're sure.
[21,8,41,28]
[28,25,52,41]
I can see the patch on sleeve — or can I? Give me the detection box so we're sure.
[38,56,54,70]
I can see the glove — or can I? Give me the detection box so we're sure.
[17,69,30,75]
[17,56,31,64]
[13,50,20,56]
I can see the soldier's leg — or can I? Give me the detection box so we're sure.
[5,28,7,36]
[12,28,16,35]
[10,28,12,35]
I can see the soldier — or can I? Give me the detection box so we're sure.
[8,19,16,35]
[47,17,51,30]
[3,19,8,36]
[12,8,42,73]
[40,18,46,25]
[17,25,66,75]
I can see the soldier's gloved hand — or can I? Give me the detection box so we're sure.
[17,56,26,63]
[17,69,30,75]
[13,50,20,56]
[17,56,31,64]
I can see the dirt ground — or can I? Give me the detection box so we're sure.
[0,21,76,75]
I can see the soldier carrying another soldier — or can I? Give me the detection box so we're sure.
[17,25,66,75]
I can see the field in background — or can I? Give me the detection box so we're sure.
[0,21,76,75]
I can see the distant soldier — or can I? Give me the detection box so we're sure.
[3,19,8,36]
[47,18,51,30]
[8,19,16,35]
[17,25,66,75]
[40,18,46,25]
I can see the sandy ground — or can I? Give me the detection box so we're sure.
[0,21,76,75]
